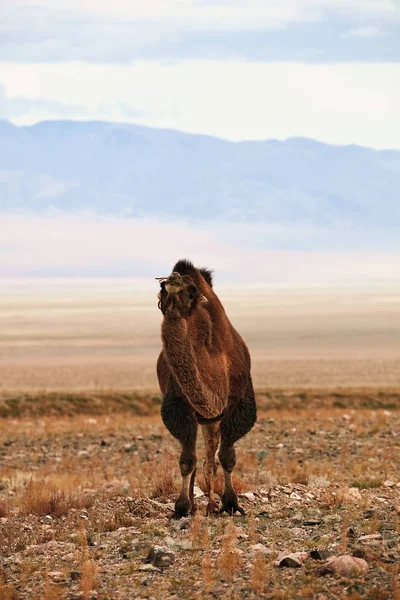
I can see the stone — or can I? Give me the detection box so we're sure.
[62,553,75,561]
[48,571,67,583]
[290,492,301,500]
[384,480,396,488]
[124,443,138,453]
[162,536,176,548]
[321,555,368,577]
[77,450,90,458]
[344,488,362,502]
[275,551,309,568]
[146,546,176,568]
[248,543,272,556]
[139,564,160,572]
[169,516,191,532]
[177,539,193,550]
[193,485,205,498]
[358,533,382,544]
[240,492,256,502]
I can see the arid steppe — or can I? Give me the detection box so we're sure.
[1,279,399,390]
[0,279,399,599]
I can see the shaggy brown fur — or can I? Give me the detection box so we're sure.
[157,259,257,517]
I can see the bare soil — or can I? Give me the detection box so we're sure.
[1,281,399,390]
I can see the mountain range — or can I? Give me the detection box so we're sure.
[1,119,399,226]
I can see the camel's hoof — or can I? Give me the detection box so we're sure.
[170,497,191,519]
[205,501,219,516]
[219,492,246,516]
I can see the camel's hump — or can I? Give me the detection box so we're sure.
[173,259,213,288]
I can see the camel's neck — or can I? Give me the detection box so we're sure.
[161,310,225,419]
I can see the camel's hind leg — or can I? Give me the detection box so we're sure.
[161,392,198,518]
[201,422,221,515]
[218,389,257,516]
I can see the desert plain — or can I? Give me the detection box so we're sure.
[0,279,399,599]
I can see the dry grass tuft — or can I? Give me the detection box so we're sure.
[340,516,349,553]
[76,524,97,600]
[43,577,65,600]
[191,511,202,546]
[280,458,309,485]
[98,507,135,532]
[0,500,10,518]
[150,450,177,499]
[201,526,214,593]
[251,553,270,595]
[80,559,97,600]
[218,521,242,581]
[0,575,18,600]
[22,480,93,517]
[351,477,383,490]
[248,514,257,544]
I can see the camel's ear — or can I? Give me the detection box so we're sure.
[187,284,198,300]
[157,281,166,311]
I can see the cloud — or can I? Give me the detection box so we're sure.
[1,212,399,285]
[342,25,384,38]
[2,0,397,24]
[1,60,399,149]
[0,82,143,123]
[0,82,88,120]
[1,1,399,64]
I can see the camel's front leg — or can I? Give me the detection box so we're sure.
[161,391,198,518]
[202,422,220,515]
[175,439,197,518]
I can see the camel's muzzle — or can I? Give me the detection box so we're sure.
[164,272,183,295]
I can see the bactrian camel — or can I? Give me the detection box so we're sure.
[156,259,256,518]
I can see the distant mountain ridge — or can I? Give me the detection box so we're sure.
[1,119,399,226]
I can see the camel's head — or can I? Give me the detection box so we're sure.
[156,271,207,316]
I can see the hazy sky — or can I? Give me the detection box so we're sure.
[1,0,400,148]
[1,212,399,285]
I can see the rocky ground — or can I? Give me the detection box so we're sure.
[0,400,400,599]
